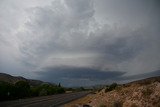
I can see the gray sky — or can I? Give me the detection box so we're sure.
[0,0,160,86]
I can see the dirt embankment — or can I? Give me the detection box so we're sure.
[64,77,160,107]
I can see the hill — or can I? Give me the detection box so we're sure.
[125,76,160,86]
[0,72,65,101]
[65,76,160,107]
[0,73,55,86]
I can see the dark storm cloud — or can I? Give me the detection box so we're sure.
[90,31,145,62]
[36,66,125,86]
[38,67,125,80]
[0,0,160,86]
[36,67,160,87]
[17,0,160,75]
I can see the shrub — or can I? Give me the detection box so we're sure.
[0,81,65,101]
[56,87,65,94]
[15,81,30,98]
[115,86,122,92]
[39,89,47,96]
[30,87,39,96]
[105,83,118,92]
[0,81,16,101]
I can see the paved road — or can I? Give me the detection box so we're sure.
[0,92,90,107]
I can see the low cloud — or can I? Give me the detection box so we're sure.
[36,66,125,87]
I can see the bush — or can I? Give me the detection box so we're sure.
[15,81,30,98]
[105,83,118,92]
[56,87,65,94]
[30,87,39,96]
[39,89,47,96]
[0,81,16,101]
[31,84,65,96]
[0,81,65,101]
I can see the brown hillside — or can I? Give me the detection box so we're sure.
[65,76,160,107]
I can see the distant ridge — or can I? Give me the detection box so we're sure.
[0,72,56,86]
[125,75,160,86]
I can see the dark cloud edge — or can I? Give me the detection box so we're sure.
[35,66,160,86]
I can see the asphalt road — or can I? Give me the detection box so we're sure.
[0,92,90,107]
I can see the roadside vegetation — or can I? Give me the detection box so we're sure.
[0,81,65,101]
[105,83,118,92]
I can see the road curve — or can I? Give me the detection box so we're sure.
[0,91,90,107]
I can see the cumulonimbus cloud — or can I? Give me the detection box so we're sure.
[0,0,160,86]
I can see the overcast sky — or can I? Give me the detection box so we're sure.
[0,0,160,87]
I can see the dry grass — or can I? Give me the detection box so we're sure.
[64,80,160,107]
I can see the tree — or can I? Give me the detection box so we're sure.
[15,81,30,98]
[0,81,16,101]
[58,83,61,87]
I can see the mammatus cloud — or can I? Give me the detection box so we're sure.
[0,0,160,86]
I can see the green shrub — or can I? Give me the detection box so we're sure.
[105,83,118,92]
[39,89,47,96]
[15,81,30,98]
[0,81,65,101]
[30,87,39,96]
[56,87,65,94]
[0,81,16,101]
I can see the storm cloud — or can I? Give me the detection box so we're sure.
[0,0,160,86]
[37,66,125,86]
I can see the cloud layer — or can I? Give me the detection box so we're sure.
[0,0,160,86]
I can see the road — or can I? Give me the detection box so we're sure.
[0,92,90,107]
